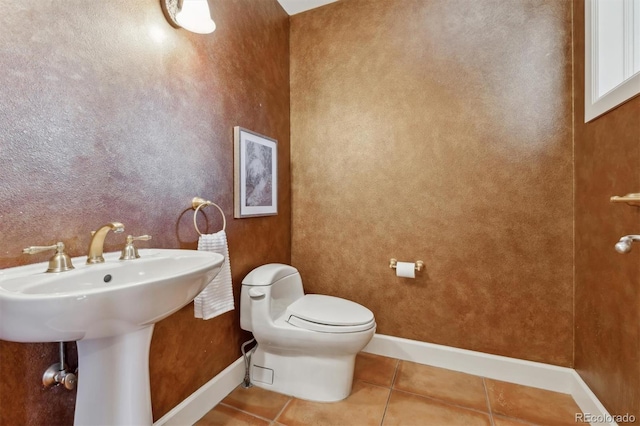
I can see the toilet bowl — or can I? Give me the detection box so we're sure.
[240,264,376,402]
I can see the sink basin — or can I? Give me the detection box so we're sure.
[0,248,224,425]
[0,248,223,342]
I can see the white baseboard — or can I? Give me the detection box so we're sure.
[154,334,616,426]
[363,334,616,426]
[153,358,245,426]
[569,370,619,426]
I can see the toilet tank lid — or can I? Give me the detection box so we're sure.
[242,263,299,286]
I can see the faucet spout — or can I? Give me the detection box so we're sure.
[87,222,125,264]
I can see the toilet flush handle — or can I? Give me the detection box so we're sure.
[248,288,265,299]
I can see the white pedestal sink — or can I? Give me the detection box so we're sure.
[0,249,224,425]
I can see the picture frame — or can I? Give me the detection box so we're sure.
[233,126,278,218]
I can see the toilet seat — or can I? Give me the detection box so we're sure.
[285,294,376,333]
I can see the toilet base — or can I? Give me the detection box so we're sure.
[250,347,356,402]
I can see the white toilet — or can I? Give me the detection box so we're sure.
[240,263,376,402]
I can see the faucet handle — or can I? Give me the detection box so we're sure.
[23,242,75,273]
[23,242,60,255]
[119,235,152,260]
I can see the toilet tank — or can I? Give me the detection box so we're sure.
[240,264,305,332]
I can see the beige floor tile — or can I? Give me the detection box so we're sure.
[195,404,271,426]
[383,390,492,426]
[485,379,583,426]
[222,385,291,420]
[393,361,488,411]
[354,352,398,387]
[276,381,390,426]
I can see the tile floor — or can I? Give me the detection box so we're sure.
[195,353,584,426]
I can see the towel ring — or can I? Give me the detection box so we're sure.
[192,197,226,235]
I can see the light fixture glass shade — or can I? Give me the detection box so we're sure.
[176,0,216,34]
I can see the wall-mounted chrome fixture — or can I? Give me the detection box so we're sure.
[161,0,216,34]
[614,235,640,254]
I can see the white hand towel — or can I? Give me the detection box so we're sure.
[194,230,234,319]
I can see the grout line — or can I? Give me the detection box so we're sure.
[355,379,393,391]
[492,414,540,426]
[379,359,400,425]
[390,388,491,417]
[272,397,293,424]
[391,360,491,416]
[218,402,276,424]
[379,386,393,425]
[482,378,496,426]
[390,358,400,389]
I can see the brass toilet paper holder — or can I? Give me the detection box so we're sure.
[389,258,424,272]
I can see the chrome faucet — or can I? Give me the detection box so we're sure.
[87,222,125,264]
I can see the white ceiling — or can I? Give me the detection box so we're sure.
[277,0,338,15]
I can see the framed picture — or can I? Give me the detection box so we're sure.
[234,126,278,218]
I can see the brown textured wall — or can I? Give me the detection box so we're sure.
[0,0,290,424]
[290,0,574,365]
[573,1,640,418]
